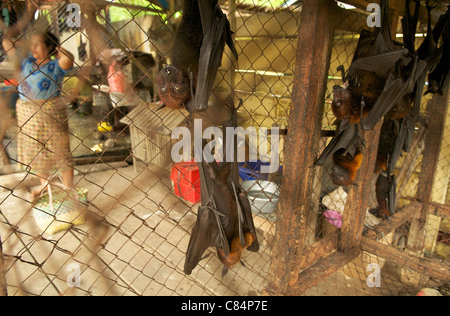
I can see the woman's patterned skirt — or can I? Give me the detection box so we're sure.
[16,97,73,175]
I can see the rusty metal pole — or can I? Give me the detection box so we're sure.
[0,235,7,296]
[269,0,336,295]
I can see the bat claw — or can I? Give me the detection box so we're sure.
[156,103,166,111]
[221,266,229,278]
[200,253,211,261]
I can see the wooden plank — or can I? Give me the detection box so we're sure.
[338,11,400,253]
[408,88,450,254]
[396,125,426,200]
[269,0,337,294]
[299,231,339,270]
[286,247,361,296]
[338,124,382,252]
[364,201,423,240]
[430,202,450,219]
[361,236,450,281]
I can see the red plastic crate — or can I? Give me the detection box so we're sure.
[170,161,201,203]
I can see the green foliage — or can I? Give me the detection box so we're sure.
[108,0,163,23]
[238,0,287,8]
[107,0,287,23]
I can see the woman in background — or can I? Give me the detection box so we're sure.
[2,30,75,197]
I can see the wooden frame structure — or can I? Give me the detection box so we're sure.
[269,0,450,295]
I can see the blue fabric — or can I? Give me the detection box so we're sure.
[18,55,70,100]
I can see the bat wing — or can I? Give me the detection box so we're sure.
[387,67,427,174]
[404,71,427,152]
[348,49,409,79]
[387,171,397,215]
[361,57,427,130]
[193,0,238,111]
[314,122,362,166]
[184,205,228,275]
[401,0,421,54]
[432,6,449,43]
[388,119,406,174]
[426,7,450,94]
[238,191,260,252]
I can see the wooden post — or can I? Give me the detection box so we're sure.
[0,236,7,296]
[338,9,399,253]
[269,0,336,294]
[337,124,382,252]
[407,87,449,254]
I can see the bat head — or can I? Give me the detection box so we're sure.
[331,151,363,186]
[426,80,442,95]
[332,85,357,122]
[217,232,254,269]
[369,207,390,219]
[389,93,413,119]
[331,164,354,186]
[157,65,191,109]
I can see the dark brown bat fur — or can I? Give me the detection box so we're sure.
[331,149,363,186]
[157,0,202,110]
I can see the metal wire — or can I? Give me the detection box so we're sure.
[0,0,448,296]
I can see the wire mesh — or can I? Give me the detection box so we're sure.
[0,0,448,297]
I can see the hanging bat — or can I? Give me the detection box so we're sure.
[371,112,409,219]
[315,118,363,166]
[157,0,238,113]
[331,85,367,124]
[426,5,450,95]
[402,0,421,55]
[331,149,363,186]
[193,0,238,111]
[375,114,399,173]
[342,0,425,131]
[417,1,442,71]
[363,53,428,131]
[317,0,405,173]
[370,171,396,219]
[315,118,365,187]
[346,0,408,114]
[184,97,259,276]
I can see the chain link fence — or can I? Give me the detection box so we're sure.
[0,0,449,296]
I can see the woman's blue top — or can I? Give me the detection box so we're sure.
[18,55,71,100]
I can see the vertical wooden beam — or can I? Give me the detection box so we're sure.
[338,10,400,253]
[408,87,449,254]
[0,236,7,296]
[337,126,382,252]
[269,0,336,294]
